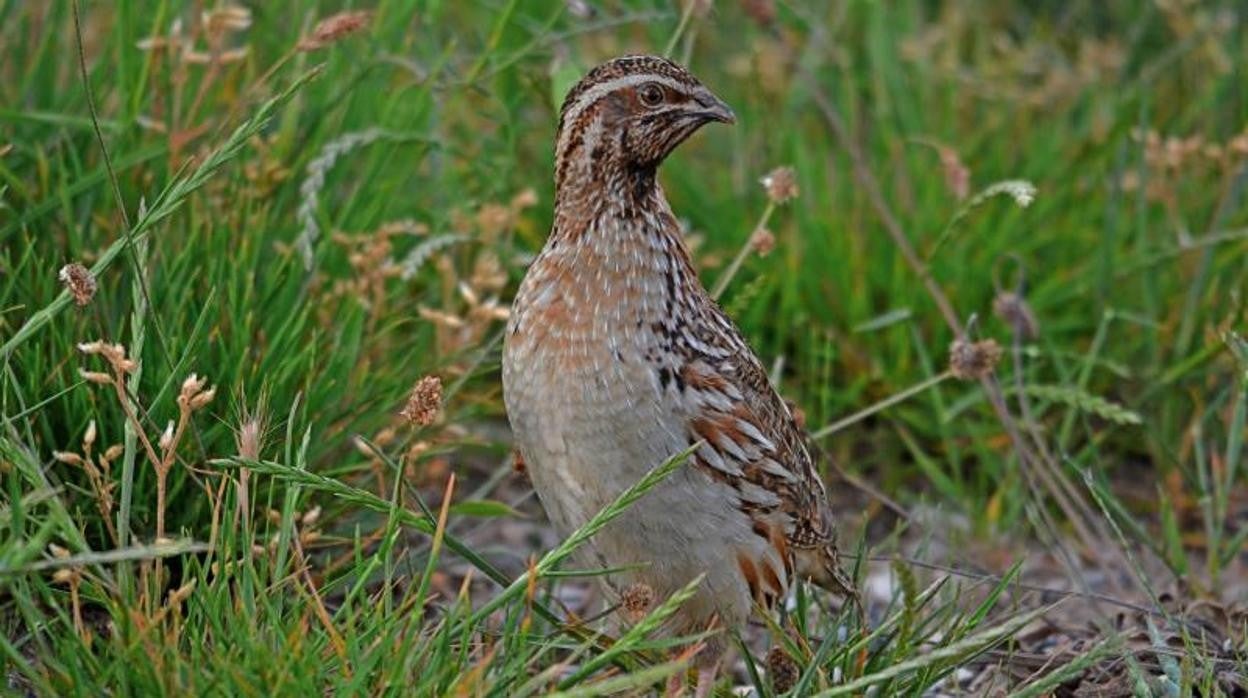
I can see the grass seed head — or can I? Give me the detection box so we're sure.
[620,583,655,623]
[401,375,443,427]
[766,646,799,694]
[59,263,97,306]
[750,227,776,256]
[761,166,799,204]
[949,338,1003,380]
[53,451,83,466]
[939,146,971,200]
[298,11,372,51]
[159,421,175,452]
[235,409,266,461]
[993,291,1040,340]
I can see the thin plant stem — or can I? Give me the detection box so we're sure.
[812,370,953,440]
[711,202,775,300]
[663,1,697,58]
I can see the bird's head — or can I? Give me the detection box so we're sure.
[553,55,735,194]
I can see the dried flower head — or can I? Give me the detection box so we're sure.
[993,292,1040,340]
[741,0,777,25]
[235,409,266,461]
[761,166,799,204]
[298,11,372,51]
[401,375,443,427]
[168,579,198,605]
[750,227,776,257]
[59,263,97,307]
[949,338,1003,380]
[202,5,251,35]
[766,646,799,694]
[77,340,137,375]
[159,420,176,452]
[301,506,322,527]
[78,370,112,385]
[53,451,84,466]
[620,582,655,623]
[938,146,970,201]
[177,373,216,411]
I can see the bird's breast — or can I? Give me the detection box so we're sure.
[502,232,688,529]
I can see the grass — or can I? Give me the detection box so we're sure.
[2,0,1247,695]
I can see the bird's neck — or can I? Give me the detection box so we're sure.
[541,162,699,311]
[551,159,669,247]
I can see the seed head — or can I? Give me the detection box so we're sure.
[202,5,251,34]
[301,506,322,527]
[168,579,197,605]
[949,338,1003,380]
[992,292,1039,340]
[178,374,215,411]
[400,375,443,427]
[741,0,777,25]
[766,646,799,694]
[298,11,372,51]
[58,263,97,307]
[750,227,776,256]
[761,166,799,204]
[620,582,655,623]
[938,146,970,201]
[159,421,176,452]
[78,369,113,385]
[53,451,84,466]
[190,386,217,410]
[181,373,206,397]
[235,412,265,461]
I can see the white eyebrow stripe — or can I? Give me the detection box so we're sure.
[556,74,691,155]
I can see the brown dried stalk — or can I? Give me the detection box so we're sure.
[78,341,214,541]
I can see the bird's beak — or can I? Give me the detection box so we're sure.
[693,89,736,124]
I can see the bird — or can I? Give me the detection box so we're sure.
[502,54,856,694]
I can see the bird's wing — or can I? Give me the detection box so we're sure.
[669,301,839,561]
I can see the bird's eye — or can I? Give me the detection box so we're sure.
[638,83,664,107]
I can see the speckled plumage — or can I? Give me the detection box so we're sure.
[502,55,854,677]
